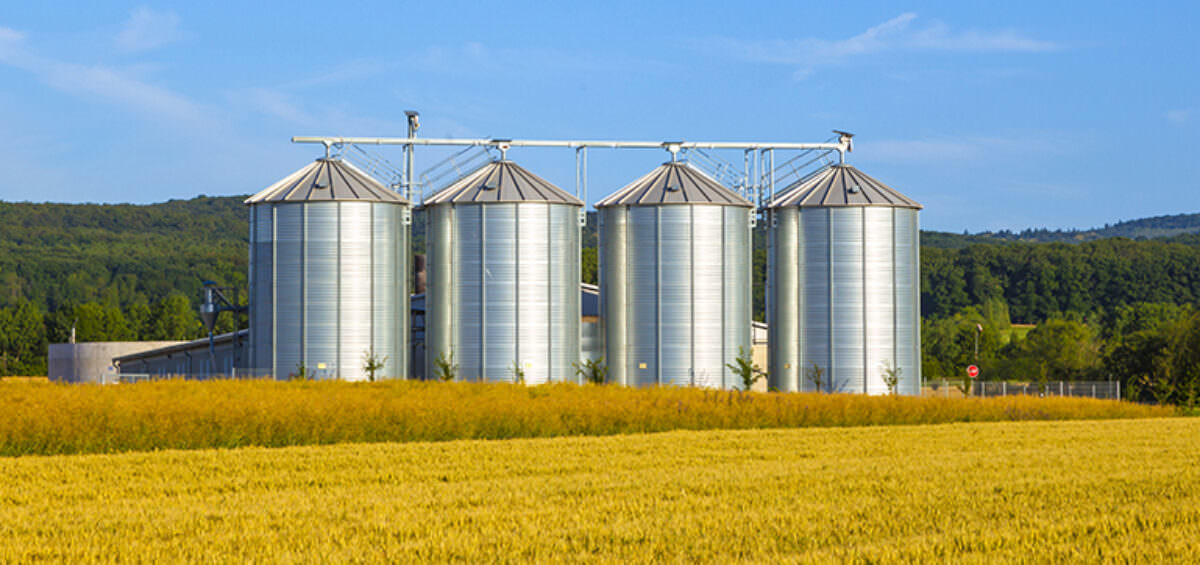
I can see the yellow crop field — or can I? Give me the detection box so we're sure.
[0,379,1172,456]
[0,418,1197,562]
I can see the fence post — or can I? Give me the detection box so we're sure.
[1060,381,1064,397]
[1117,380,1120,401]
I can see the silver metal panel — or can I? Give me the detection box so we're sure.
[599,208,627,385]
[895,209,921,394]
[768,207,800,392]
[864,207,895,395]
[304,203,341,379]
[549,204,581,382]
[601,202,750,390]
[517,204,550,384]
[830,207,865,393]
[426,205,454,380]
[692,207,723,388]
[770,204,921,395]
[454,205,484,380]
[249,205,274,372]
[626,206,659,387]
[483,205,518,380]
[273,204,303,377]
[801,209,831,388]
[248,199,408,381]
[426,201,581,384]
[658,206,693,386]
[371,204,402,380]
[337,202,372,381]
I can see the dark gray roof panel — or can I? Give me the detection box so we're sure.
[423,160,583,206]
[595,162,753,208]
[245,158,409,205]
[769,165,922,209]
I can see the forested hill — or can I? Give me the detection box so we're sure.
[0,196,249,312]
[921,212,1200,249]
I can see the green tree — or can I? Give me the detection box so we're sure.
[149,294,201,340]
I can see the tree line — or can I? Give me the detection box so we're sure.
[3,196,1200,405]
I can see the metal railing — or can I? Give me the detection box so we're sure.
[922,380,1121,400]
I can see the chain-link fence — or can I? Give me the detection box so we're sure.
[922,380,1121,400]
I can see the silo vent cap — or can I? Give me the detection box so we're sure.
[666,183,681,192]
[847,184,861,194]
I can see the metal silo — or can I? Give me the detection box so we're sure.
[424,159,583,384]
[246,158,409,381]
[766,164,922,395]
[598,161,754,389]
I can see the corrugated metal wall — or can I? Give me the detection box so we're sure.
[767,206,920,394]
[600,205,751,389]
[426,202,581,383]
[248,201,408,380]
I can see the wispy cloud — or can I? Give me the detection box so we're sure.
[1166,108,1193,125]
[714,13,1060,79]
[115,6,187,52]
[0,25,211,126]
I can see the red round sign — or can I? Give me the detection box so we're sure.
[967,365,980,378]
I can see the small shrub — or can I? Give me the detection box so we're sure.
[362,349,388,382]
[573,358,608,384]
[725,346,765,391]
[433,351,458,382]
[509,361,526,384]
[805,363,826,393]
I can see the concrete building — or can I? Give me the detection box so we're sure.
[49,341,185,383]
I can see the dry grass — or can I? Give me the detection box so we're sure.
[0,418,1196,562]
[0,380,1171,457]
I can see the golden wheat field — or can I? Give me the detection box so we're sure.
[0,418,1196,562]
[0,379,1173,456]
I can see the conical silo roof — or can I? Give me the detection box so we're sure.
[769,164,921,209]
[423,160,583,206]
[245,158,408,205]
[595,162,753,208]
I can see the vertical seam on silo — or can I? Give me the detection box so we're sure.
[481,205,487,382]
[827,207,833,393]
[795,209,802,393]
[545,204,552,383]
[301,204,307,373]
[862,206,868,395]
[271,206,277,377]
[656,207,662,386]
[370,205,375,378]
[514,205,521,384]
[337,202,342,380]
[913,212,921,395]
[721,206,726,390]
[690,204,695,387]
[892,207,898,394]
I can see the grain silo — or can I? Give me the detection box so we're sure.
[424,159,583,384]
[766,164,921,394]
[246,158,409,381]
[597,161,753,389]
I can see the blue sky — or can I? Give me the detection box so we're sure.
[0,1,1195,232]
